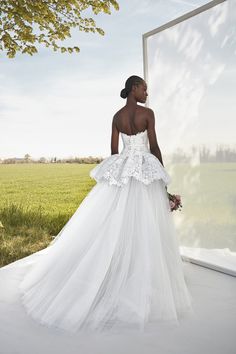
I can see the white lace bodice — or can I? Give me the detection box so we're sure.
[90,129,171,187]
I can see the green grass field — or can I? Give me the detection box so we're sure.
[0,162,235,267]
[0,163,96,266]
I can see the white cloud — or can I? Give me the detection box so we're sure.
[208,1,228,37]
[170,0,198,7]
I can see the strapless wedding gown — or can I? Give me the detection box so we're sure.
[13,129,193,334]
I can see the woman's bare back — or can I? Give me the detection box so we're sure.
[110,104,165,167]
[114,105,148,136]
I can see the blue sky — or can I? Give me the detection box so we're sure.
[0,0,210,159]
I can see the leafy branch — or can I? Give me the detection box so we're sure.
[0,0,119,58]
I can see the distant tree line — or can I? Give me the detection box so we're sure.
[0,154,103,164]
[1,145,236,164]
[170,145,236,163]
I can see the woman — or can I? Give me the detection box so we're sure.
[17,75,193,334]
[111,76,164,167]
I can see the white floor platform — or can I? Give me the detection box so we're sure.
[180,246,236,276]
[0,248,236,354]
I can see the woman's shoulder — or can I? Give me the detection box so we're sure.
[113,105,126,117]
[113,104,154,115]
[112,105,155,131]
[143,106,155,115]
[136,105,155,118]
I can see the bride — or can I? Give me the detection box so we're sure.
[17,75,193,334]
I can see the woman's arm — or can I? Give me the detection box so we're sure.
[146,108,165,167]
[111,114,119,155]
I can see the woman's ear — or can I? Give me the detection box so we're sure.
[131,84,138,94]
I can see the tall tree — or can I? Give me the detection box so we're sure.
[0,0,119,58]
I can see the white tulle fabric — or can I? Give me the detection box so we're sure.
[90,130,171,187]
[19,130,194,334]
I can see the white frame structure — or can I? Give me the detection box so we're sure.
[143,0,226,104]
[142,0,236,277]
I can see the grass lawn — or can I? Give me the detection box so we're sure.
[0,162,235,267]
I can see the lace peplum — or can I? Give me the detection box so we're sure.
[90,129,171,187]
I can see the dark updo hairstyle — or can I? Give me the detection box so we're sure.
[120,75,144,99]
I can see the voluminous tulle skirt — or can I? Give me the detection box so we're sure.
[19,177,194,334]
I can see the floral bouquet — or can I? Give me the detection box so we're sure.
[167,192,182,212]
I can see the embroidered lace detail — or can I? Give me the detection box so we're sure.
[90,130,171,187]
